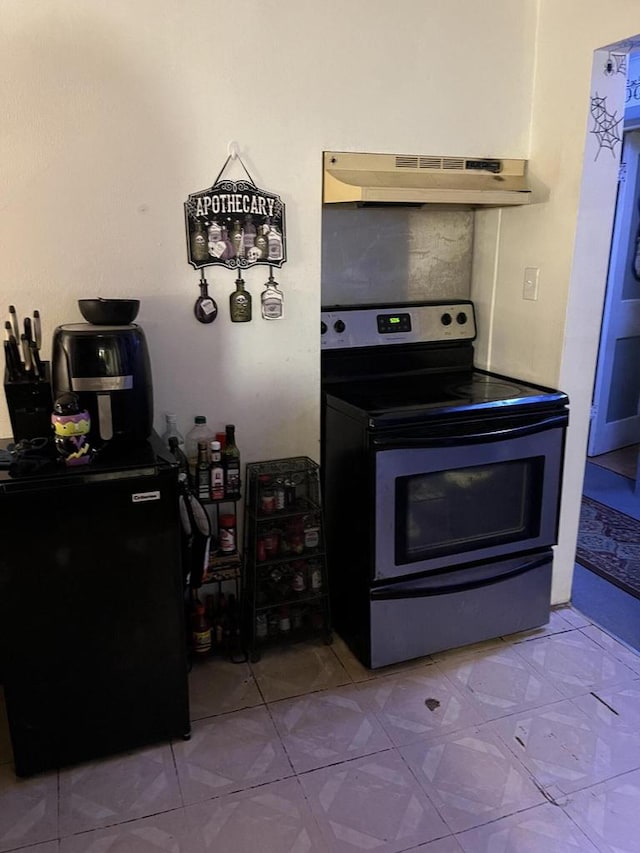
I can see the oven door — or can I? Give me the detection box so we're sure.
[373,414,566,582]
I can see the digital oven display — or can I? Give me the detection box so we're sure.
[377,313,412,334]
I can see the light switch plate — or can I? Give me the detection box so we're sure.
[523,267,539,301]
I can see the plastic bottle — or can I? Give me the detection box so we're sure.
[185,416,215,475]
[162,413,184,451]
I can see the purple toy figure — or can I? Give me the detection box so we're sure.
[51,392,92,466]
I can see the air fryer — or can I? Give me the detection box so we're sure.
[51,324,153,446]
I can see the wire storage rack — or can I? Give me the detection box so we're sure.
[243,456,332,662]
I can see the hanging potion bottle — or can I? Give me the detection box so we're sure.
[261,267,284,320]
[194,270,218,324]
[190,219,208,262]
[230,275,252,322]
[254,225,268,259]
[230,220,244,259]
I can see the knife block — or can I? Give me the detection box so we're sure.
[4,362,53,443]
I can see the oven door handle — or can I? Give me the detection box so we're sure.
[371,414,567,449]
[371,553,550,599]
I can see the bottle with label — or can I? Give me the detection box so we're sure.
[207,220,222,256]
[162,413,184,451]
[194,271,218,324]
[255,227,268,259]
[229,276,252,323]
[191,595,212,657]
[190,220,208,262]
[222,424,241,499]
[261,268,284,320]
[219,225,235,260]
[196,441,210,500]
[230,220,244,258]
[185,416,216,475]
[267,221,284,261]
[209,440,225,500]
[219,513,236,554]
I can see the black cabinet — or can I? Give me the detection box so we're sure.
[243,457,331,661]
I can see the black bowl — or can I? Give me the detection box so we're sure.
[78,298,140,325]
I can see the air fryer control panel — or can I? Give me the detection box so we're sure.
[320,302,476,349]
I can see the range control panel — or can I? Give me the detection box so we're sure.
[321,302,476,349]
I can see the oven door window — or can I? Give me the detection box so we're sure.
[373,425,566,582]
[396,458,543,564]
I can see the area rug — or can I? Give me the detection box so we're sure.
[576,496,640,599]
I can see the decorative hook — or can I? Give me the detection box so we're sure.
[227,140,239,160]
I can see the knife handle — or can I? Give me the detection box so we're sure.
[21,334,32,373]
[33,310,42,350]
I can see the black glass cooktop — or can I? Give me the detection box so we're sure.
[324,370,568,421]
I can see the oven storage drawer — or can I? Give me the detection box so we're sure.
[368,551,552,668]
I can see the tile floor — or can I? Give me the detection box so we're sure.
[1,605,640,851]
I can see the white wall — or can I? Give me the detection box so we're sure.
[471,1,640,603]
[2,0,536,466]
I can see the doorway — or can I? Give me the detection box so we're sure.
[588,126,640,481]
[571,44,640,650]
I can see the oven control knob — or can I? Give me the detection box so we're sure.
[456,312,468,325]
[441,312,452,326]
[321,321,327,335]
[334,319,346,333]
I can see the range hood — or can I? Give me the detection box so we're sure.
[323,151,531,207]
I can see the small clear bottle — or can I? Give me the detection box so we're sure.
[162,413,184,450]
[185,416,215,475]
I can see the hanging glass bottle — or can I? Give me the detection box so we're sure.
[261,267,284,320]
[230,275,252,322]
[194,270,218,324]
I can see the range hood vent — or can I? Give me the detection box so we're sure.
[323,151,531,207]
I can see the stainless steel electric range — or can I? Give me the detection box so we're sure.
[321,300,569,669]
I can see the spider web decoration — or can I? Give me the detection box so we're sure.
[612,53,627,75]
[590,93,622,160]
[604,52,628,76]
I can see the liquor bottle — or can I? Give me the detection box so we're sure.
[222,423,241,499]
[261,268,284,320]
[191,594,212,657]
[185,416,215,475]
[230,220,244,258]
[196,441,211,500]
[162,413,184,450]
[229,276,252,323]
[168,436,190,485]
[190,220,208,262]
[194,271,218,324]
[209,440,225,500]
[267,221,283,261]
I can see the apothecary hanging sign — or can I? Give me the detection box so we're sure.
[184,151,286,271]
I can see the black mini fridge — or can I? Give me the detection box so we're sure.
[0,440,190,776]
